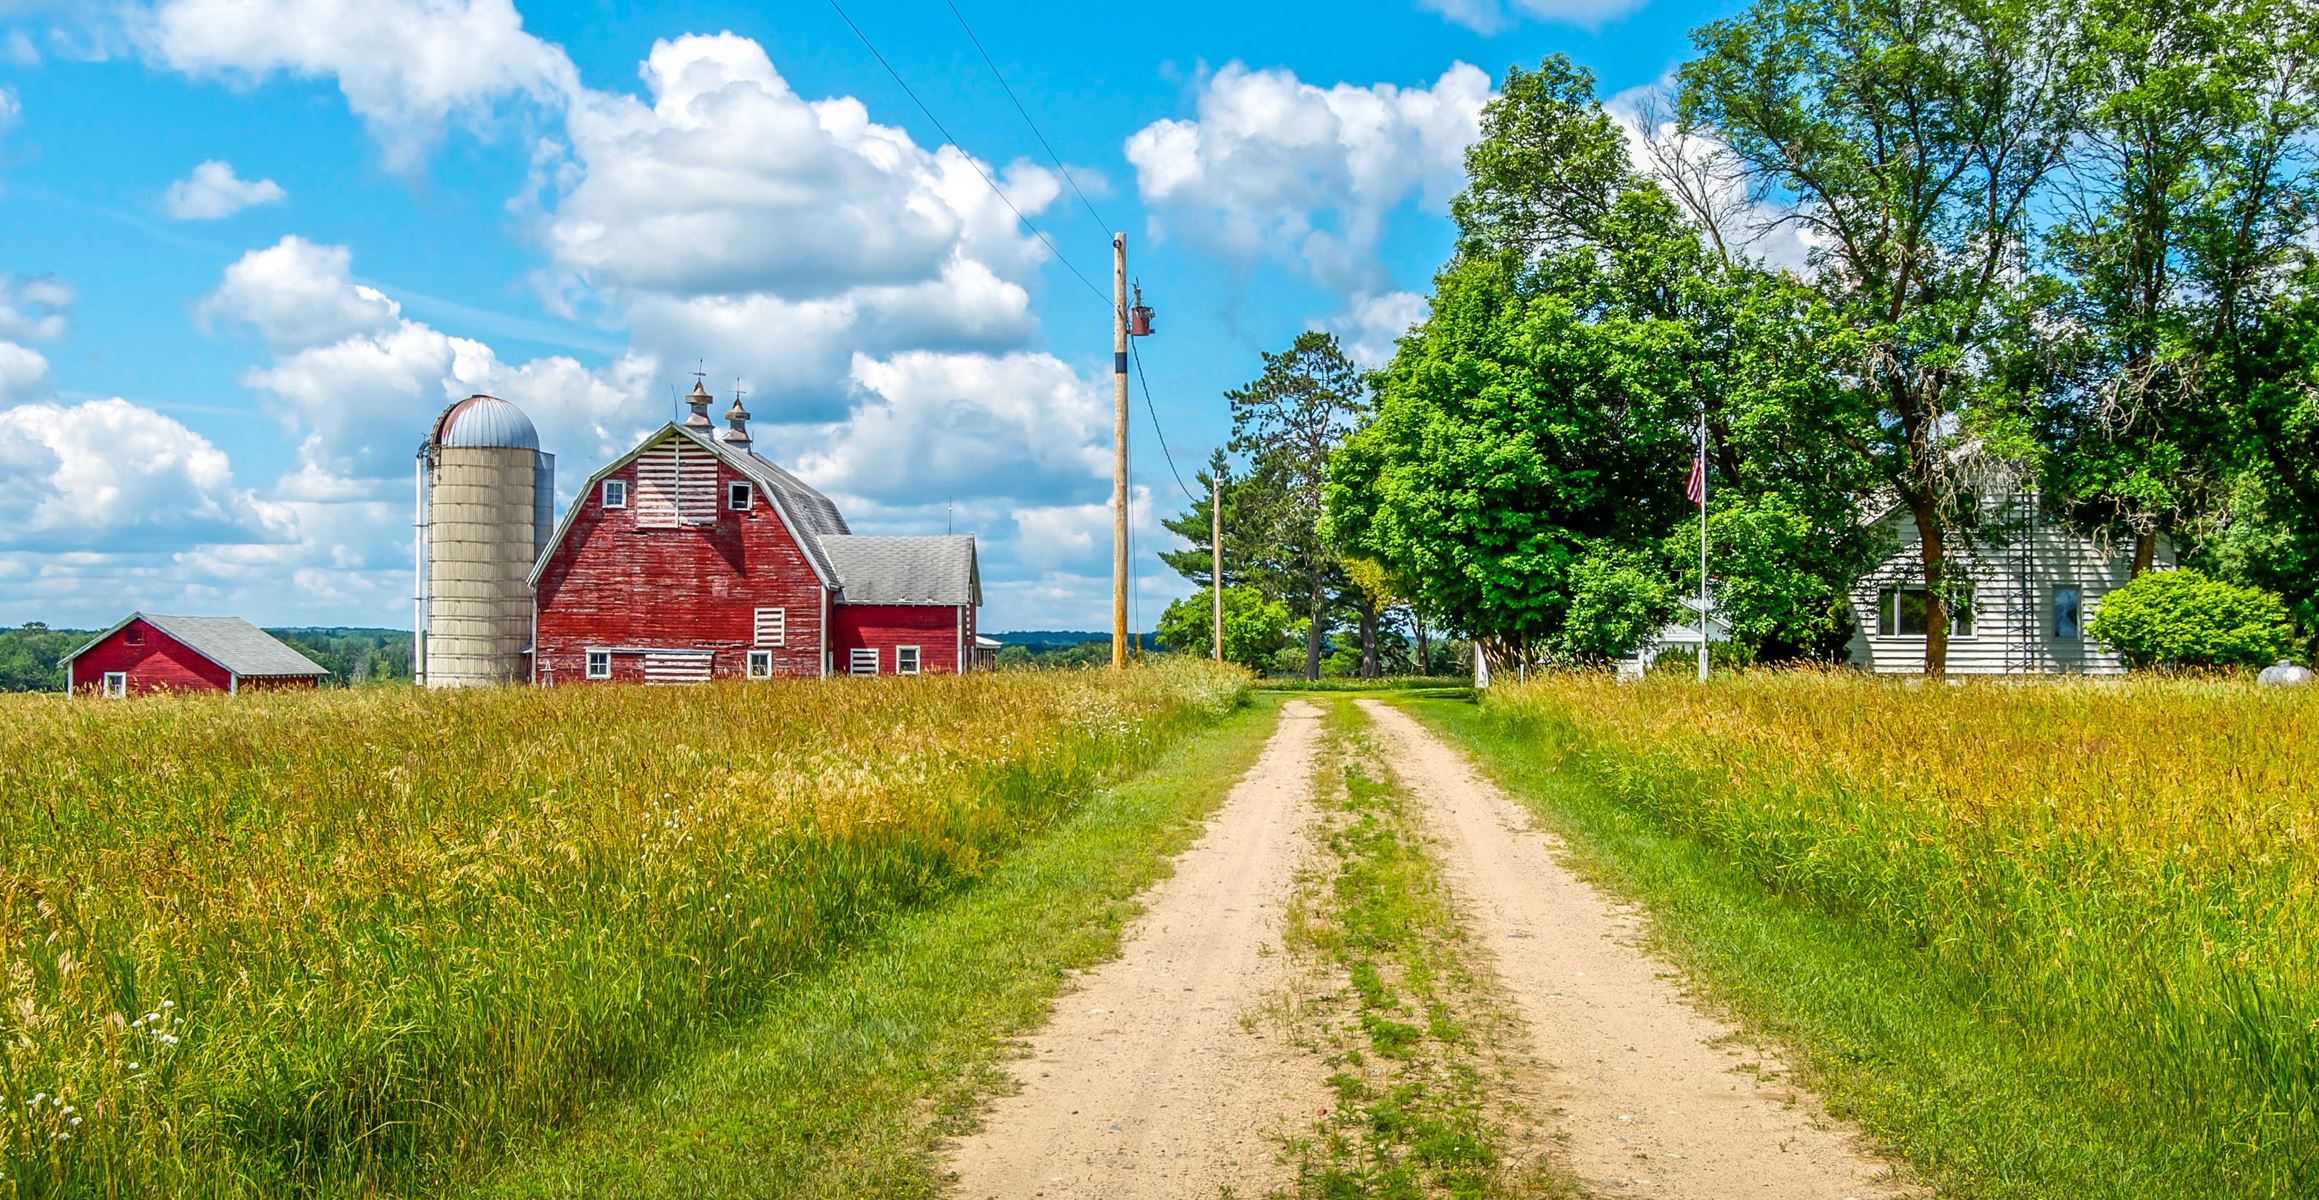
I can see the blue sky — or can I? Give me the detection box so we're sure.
[0,0,1739,632]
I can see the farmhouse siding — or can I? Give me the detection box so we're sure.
[1846,506,2173,676]
[534,449,828,684]
[70,619,234,695]
[831,604,967,675]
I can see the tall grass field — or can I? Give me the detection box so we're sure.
[1466,674,2316,1198]
[0,664,1244,1199]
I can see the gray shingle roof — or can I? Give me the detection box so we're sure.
[820,535,980,606]
[63,613,329,677]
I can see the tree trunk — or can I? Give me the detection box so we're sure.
[1912,500,1950,680]
[2132,529,2157,577]
[1305,570,1326,682]
[1358,597,1380,678]
[1412,607,1431,676]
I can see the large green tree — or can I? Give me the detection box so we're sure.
[1681,0,2079,676]
[1226,332,1371,681]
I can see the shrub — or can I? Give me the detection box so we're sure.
[1155,585,1294,672]
[2087,568,2295,670]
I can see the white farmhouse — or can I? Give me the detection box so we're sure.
[1845,487,2174,677]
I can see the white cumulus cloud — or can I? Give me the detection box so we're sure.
[0,397,284,553]
[200,236,402,350]
[0,339,50,404]
[1326,290,1430,368]
[1126,62,1491,293]
[0,274,73,342]
[1418,0,1648,35]
[164,159,287,219]
[136,0,578,171]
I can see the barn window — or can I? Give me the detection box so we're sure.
[754,607,786,647]
[585,650,612,680]
[747,650,773,679]
[849,648,879,676]
[729,481,753,512]
[602,480,628,509]
[2054,586,2083,640]
[896,645,921,675]
[125,627,145,647]
[1877,588,1974,638]
[102,672,127,699]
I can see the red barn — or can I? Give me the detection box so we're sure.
[530,384,980,684]
[61,613,329,697]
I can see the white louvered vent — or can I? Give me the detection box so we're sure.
[754,607,787,647]
[642,650,713,684]
[633,442,719,528]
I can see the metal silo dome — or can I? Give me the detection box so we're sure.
[431,394,541,450]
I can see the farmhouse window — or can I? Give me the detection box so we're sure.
[729,481,753,511]
[747,650,773,680]
[753,607,786,647]
[896,646,921,675]
[102,671,127,699]
[849,648,879,676]
[585,650,612,680]
[602,479,628,508]
[1877,587,1974,638]
[2054,586,2083,640]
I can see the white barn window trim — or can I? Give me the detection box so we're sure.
[585,650,612,680]
[754,607,786,647]
[729,481,753,511]
[102,671,127,699]
[747,650,773,679]
[896,645,921,675]
[849,648,878,676]
[602,479,628,509]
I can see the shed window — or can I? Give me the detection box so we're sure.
[102,672,127,699]
[896,645,921,675]
[849,648,879,676]
[753,607,786,647]
[747,650,773,680]
[602,479,628,509]
[729,481,753,511]
[585,650,612,680]
[125,627,145,647]
[2054,586,2083,640]
[1877,587,1974,638]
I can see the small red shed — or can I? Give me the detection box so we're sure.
[61,613,329,697]
[531,383,980,684]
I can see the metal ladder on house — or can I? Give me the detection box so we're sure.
[2006,483,2040,676]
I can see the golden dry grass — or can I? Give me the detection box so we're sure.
[0,664,1244,1199]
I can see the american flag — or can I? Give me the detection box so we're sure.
[1684,453,1706,509]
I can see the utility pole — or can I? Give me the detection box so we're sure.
[1112,232,1131,670]
[1212,469,1224,664]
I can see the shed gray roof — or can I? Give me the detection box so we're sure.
[62,613,329,677]
[821,535,981,606]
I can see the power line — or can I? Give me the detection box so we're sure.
[824,0,1109,306]
[1133,339,1199,504]
[941,0,1113,235]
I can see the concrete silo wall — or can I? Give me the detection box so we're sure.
[426,446,542,687]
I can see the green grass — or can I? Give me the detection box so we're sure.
[1403,682,2313,1200]
[0,665,1244,1199]
[1271,701,1574,1200]
[463,694,1288,1198]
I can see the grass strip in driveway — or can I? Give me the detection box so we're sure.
[466,693,1286,1200]
[1404,693,2249,1200]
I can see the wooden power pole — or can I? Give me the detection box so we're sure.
[1211,471,1223,663]
[1112,233,1131,670]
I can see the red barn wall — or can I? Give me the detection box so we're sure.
[533,447,830,684]
[831,605,966,675]
[69,619,232,696]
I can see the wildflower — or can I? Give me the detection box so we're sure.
[127,1063,139,1071]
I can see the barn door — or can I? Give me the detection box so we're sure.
[633,441,720,528]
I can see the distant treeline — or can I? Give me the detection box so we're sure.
[0,624,414,692]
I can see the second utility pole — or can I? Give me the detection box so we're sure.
[1212,470,1223,663]
[1112,232,1131,670]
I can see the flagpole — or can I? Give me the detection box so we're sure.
[1697,407,1709,685]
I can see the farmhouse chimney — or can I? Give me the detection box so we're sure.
[720,389,752,448]
[683,379,715,429]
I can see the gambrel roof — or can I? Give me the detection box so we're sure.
[61,613,328,677]
[821,535,981,606]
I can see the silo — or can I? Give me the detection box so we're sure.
[416,395,554,687]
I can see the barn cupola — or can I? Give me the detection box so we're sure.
[683,379,715,429]
[719,388,752,448]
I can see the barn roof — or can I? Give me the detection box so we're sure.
[821,535,981,606]
[61,613,329,677]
